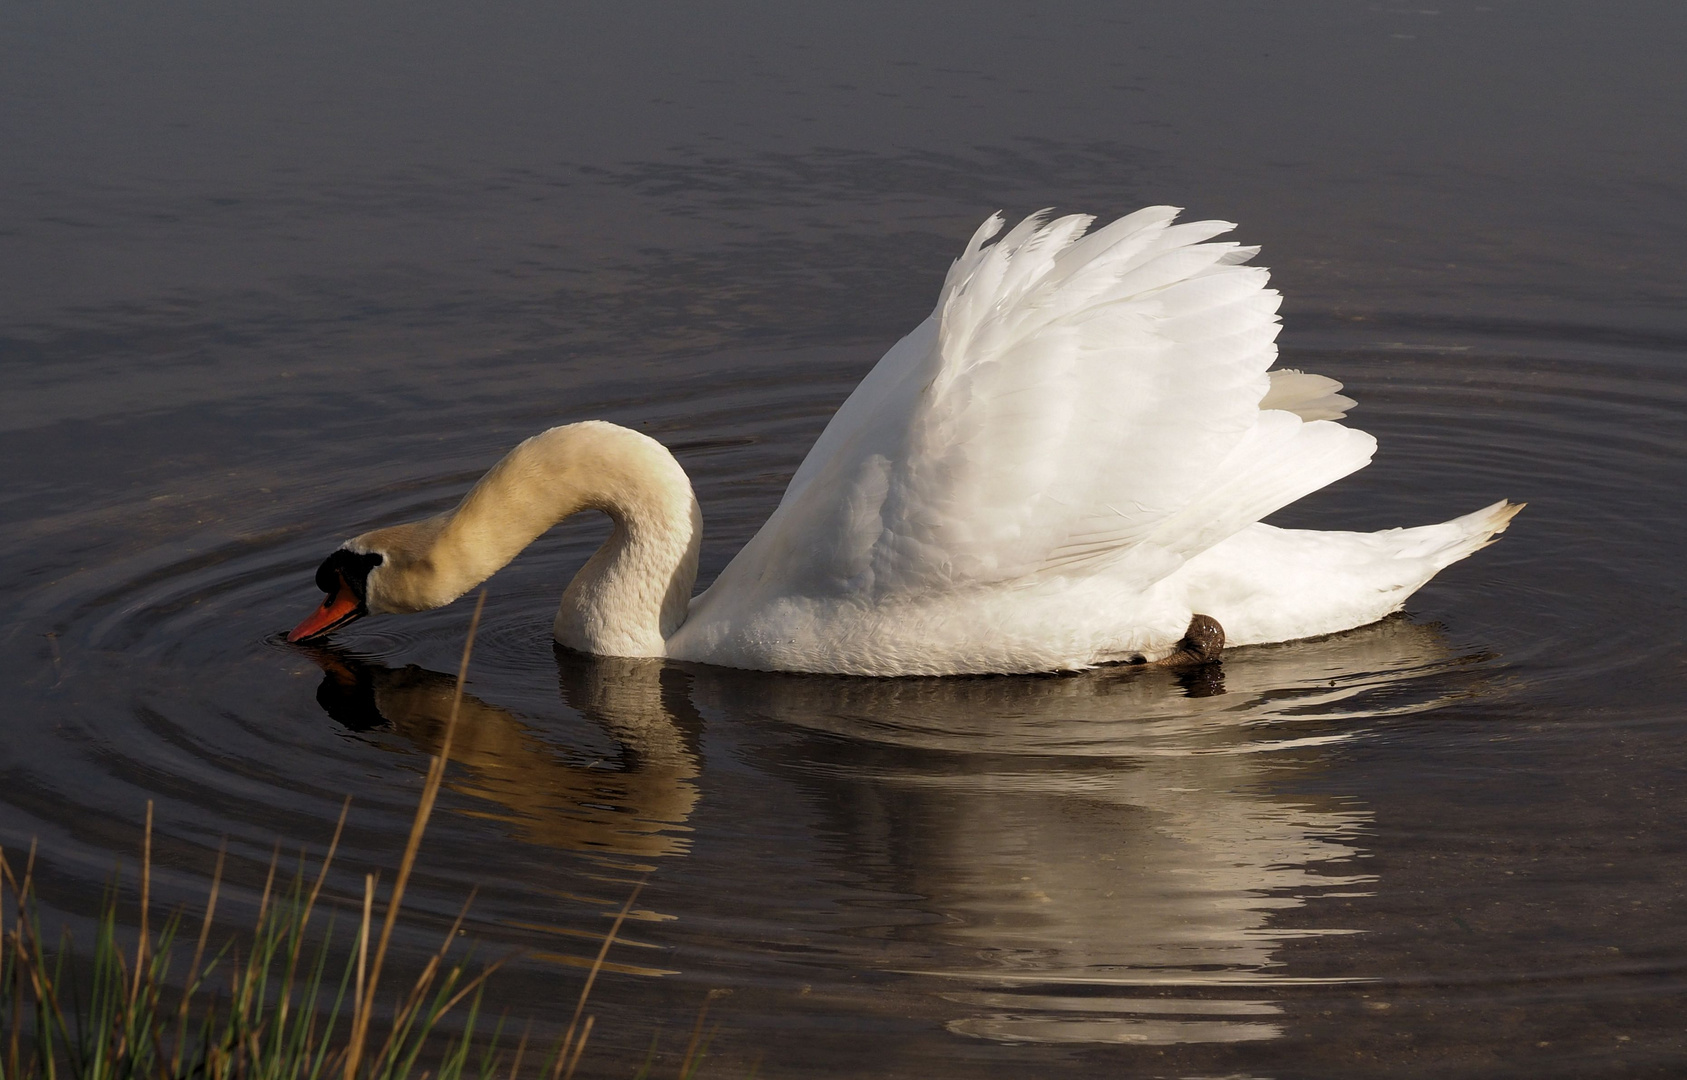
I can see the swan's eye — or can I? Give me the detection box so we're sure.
[314,549,384,599]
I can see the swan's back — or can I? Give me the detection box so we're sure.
[670,208,1379,674]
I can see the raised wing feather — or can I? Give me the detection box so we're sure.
[719,208,1374,605]
[1262,369,1356,421]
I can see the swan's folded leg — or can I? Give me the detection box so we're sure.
[1170,500,1524,646]
[1148,614,1226,667]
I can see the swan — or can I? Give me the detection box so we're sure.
[288,206,1521,675]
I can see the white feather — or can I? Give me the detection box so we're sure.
[668,207,1507,674]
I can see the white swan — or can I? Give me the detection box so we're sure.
[289,206,1521,675]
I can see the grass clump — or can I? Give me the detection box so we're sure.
[0,594,702,1080]
[1,803,508,1080]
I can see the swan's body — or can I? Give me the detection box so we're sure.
[291,207,1520,675]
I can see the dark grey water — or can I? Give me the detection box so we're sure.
[4,2,1686,1076]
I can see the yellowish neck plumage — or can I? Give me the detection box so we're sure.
[352,421,702,657]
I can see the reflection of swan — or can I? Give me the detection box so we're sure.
[686,616,1485,1045]
[307,648,701,859]
[299,616,1489,1045]
[713,613,1480,756]
[290,206,1518,675]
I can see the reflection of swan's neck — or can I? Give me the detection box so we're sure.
[360,421,702,656]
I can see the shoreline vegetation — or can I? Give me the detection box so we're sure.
[2,595,725,1080]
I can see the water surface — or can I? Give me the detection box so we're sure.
[3,2,1686,1077]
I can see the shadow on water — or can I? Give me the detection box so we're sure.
[296,615,1490,1047]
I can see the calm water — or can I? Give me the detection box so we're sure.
[4,2,1686,1077]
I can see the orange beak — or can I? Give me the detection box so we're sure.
[288,575,366,642]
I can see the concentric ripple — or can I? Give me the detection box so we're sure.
[2,325,1684,1073]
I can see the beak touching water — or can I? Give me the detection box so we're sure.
[289,548,382,643]
[288,573,366,642]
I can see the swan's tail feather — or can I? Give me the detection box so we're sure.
[1421,499,1526,568]
[1372,498,1525,574]
[1179,500,1524,647]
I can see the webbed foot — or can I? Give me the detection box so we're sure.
[1151,614,1225,667]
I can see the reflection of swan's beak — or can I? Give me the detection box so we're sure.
[289,640,388,731]
[291,641,359,684]
[287,573,366,642]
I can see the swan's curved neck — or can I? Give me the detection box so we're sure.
[358,422,701,657]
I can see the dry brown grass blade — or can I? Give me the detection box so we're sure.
[241,842,285,1011]
[343,590,485,1080]
[257,839,282,926]
[130,800,153,1010]
[187,843,228,992]
[173,841,227,1077]
[433,951,514,1023]
[307,797,354,916]
[560,1015,593,1080]
[413,890,524,1021]
[378,885,480,1057]
[355,870,376,1047]
[679,990,729,1079]
[552,878,647,1080]
[7,899,80,1073]
[506,1023,532,1080]
[5,842,40,1080]
[1,847,10,1080]
[277,799,352,1040]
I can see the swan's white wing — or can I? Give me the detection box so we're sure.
[712,208,1375,607]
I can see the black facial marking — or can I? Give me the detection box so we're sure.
[314,548,384,601]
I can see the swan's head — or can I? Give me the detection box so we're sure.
[287,547,384,642]
[288,518,458,641]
